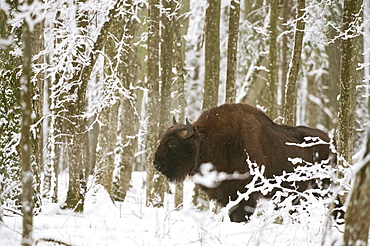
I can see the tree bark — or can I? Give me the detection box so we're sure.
[30,21,43,210]
[115,1,137,202]
[20,16,34,246]
[95,102,119,197]
[225,0,240,103]
[63,1,89,212]
[155,0,177,207]
[0,7,10,224]
[159,0,174,133]
[118,96,135,201]
[280,0,291,118]
[192,0,221,210]
[344,130,370,246]
[266,0,279,119]
[43,13,65,203]
[173,0,189,208]
[194,0,221,210]
[283,0,306,126]
[203,0,221,109]
[146,0,162,207]
[337,0,361,166]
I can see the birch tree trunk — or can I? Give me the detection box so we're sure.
[283,0,306,126]
[225,0,240,103]
[337,0,361,166]
[20,15,34,246]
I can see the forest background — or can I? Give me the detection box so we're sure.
[0,0,370,245]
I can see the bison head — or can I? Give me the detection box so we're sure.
[154,117,201,182]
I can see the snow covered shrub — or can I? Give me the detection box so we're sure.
[218,155,345,225]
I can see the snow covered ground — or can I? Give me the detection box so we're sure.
[0,172,345,246]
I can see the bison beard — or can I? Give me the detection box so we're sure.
[153,103,343,222]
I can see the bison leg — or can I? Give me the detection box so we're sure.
[331,195,345,224]
[228,196,258,222]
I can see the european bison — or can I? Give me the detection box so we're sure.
[154,103,342,222]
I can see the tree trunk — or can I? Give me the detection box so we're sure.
[29,21,43,211]
[155,0,177,207]
[63,2,89,212]
[194,0,221,210]
[0,7,11,223]
[280,0,291,118]
[95,102,119,197]
[159,0,175,133]
[62,0,124,211]
[173,0,189,208]
[45,76,64,203]
[283,0,306,126]
[95,0,135,198]
[115,1,137,202]
[344,130,370,246]
[146,0,162,207]
[323,2,341,131]
[225,0,240,103]
[117,96,135,201]
[42,42,54,203]
[203,0,221,109]
[20,16,34,246]
[43,13,65,203]
[266,0,279,119]
[337,0,361,166]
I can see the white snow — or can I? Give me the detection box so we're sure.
[0,171,349,246]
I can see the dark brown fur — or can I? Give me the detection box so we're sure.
[154,103,341,222]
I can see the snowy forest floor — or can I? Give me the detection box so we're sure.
[0,172,349,246]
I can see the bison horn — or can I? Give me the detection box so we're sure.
[179,118,194,139]
[173,116,178,125]
[186,118,193,135]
